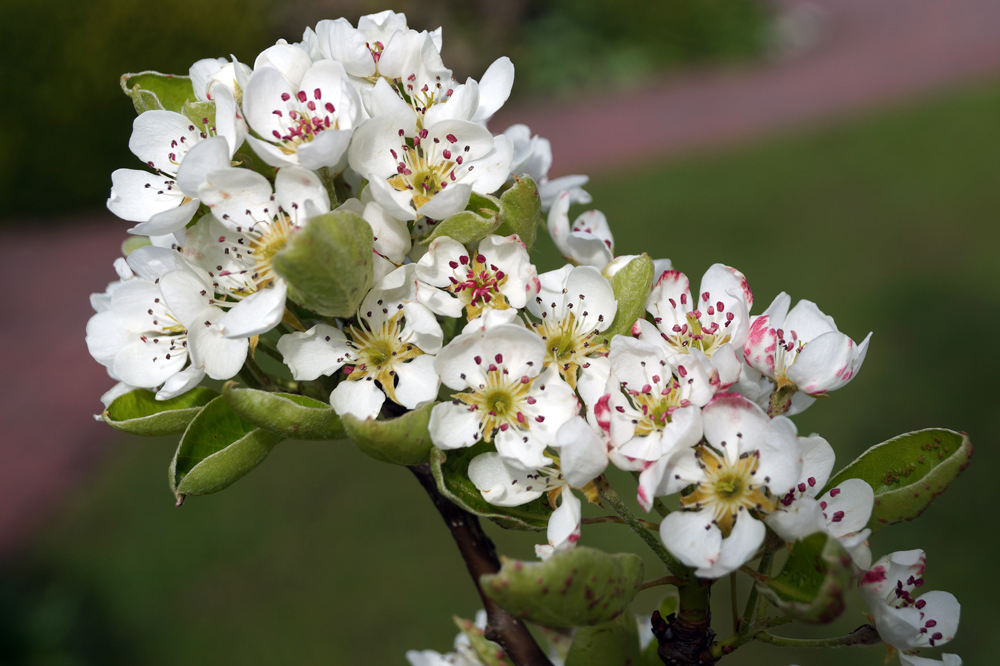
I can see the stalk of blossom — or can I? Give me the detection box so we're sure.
[414,234,540,320]
[602,336,720,473]
[764,435,875,569]
[192,164,332,338]
[469,417,608,559]
[107,91,241,237]
[429,324,579,470]
[347,110,513,222]
[860,550,960,653]
[86,246,247,399]
[503,124,591,211]
[655,393,803,578]
[277,275,443,420]
[243,59,363,171]
[526,265,617,403]
[546,191,614,268]
[744,292,872,398]
[635,263,753,390]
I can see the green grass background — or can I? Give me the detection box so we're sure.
[4,80,998,665]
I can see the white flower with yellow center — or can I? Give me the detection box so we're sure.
[655,393,803,579]
[314,11,410,89]
[192,164,332,338]
[546,191,614,269]
[277,281,443,420]
[415,234,540,320]
[107,90,242,237]
[860,550,961,661]
[604,336,720,471]
[765,435,875,569]
[348,111,513,222]
[743,292,872,404]
[430,324,579,470]
[635,263,753,390]
[243,59,363,171]
[527,265,617,405]
[469,417,608,560]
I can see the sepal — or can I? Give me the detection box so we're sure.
[424,192,503,245]
[753,532,851,624]
[103,387,218,436]
[603,254,654,339]
[495,175,543,250]
[223,382,345,440]
[480,546,644,627]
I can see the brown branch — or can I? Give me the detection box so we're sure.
[409,464,554,666]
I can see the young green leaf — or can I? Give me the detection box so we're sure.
[103,387,218,436]
[480,547,644,627]
[823,428,972,532]
[565,612,640,666]
[495,175,543,250]
[272,210,374,318]
[755,532,852,624]
[169,396,283,501]
[603,254,654,339]
[223,383,345,440]
[430,443,551,531]
[342,403,436,466]
[119,71,196,114]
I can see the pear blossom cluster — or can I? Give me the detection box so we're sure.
[85,10,963,665]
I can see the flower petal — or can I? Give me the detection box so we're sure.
[393,354,440,410]
[428,400,483,450]
[330,377,385,420]
[276,324,353,380]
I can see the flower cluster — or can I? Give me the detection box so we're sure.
[86,10,964,665]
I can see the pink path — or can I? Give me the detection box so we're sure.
[3,0,1000,557]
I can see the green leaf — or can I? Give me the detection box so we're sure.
[755,533,852,624]
[169,396,283,501]
[565,613,640,666]
[423,192,503,245]
[603,254,654,339]
[273,210,374,318]
[495,175,543,250]
[452,616,512,666]
[223,383,345,440]
[823,428,972,532]
[103,387,218,436]
[430,442,552,531]
[480,547,644,627]
[119,71,196,114]
[342,402,435,466]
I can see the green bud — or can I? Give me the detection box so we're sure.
[103,387,218,436]
[565,613,640,666]
[423,192,503,245]
[223,382,345,440]
[120,71,196,115]
[602,254,654,339]
[181,100,215,130]
[272,210,374,318]
[169,396,283,502]
[480,547,644,627]
[342,402,436,466]
[495,175,543,250]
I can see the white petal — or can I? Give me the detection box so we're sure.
[275,165,330,219]
[113,339,187,387]
[128,199,199,236]
[428,401,483,450]
[156,365,206,400]
[108,168,181,222]
[819,478,874,537]
[710,514,766,578]
[472,56,514,122]
[701,392,770,463]
[297,128,354,171]
[765,498,826,542]
[158,268,213,327]
[401,301,444,354]
[555,416,608,488]
[188,314,248,380]
[393,355,440,410]
[86,311,137,369]
[330,378,385,420]
[466,135,513,195]
[546,490,581,552]
[129,110,198,172]
[217,282,287,338]
[911,590,960,648]
[900,654,963,666]
[199,167,276,231]
[276,324,353,380]
[798,435,835,495]
[660,511,721,573]
[468,452,545,507]
[416,182,472,220]
[367,175,418,221]
[176,136,232,198]
[253,41,313,86]
[245,135,300,169]
[495,428,551,470]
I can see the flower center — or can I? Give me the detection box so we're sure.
[772,327,807,381]
[626,378,687,437]
[214,213,297,296]
[655,292,736,359]
[531,311,607,389]
[680,446,775,537]
[270,89,339,151]
[385,130,473,213]
[446,252,509,319]
[454,364,535,442]
[346,308,423,405]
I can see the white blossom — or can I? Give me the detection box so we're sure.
[546,191,614,268]
[504,124,591,211]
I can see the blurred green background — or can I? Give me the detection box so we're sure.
[2,0,997,665]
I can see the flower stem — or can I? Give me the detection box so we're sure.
[581,515,660,530]
[639,576,685,591]
[739,549,773,631]
[754,624,881,649]
[409,464,553,666]
[594,476,687,579]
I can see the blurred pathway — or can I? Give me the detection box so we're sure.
[4,0,1000,558]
